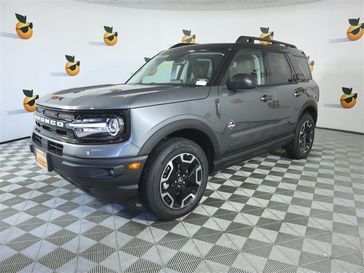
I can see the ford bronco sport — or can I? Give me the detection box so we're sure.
[30,36,319,220]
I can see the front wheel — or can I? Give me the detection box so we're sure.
[285,113,315,159]
[140,138,208,220]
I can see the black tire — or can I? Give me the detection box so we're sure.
[140,137,208,220]
[285,113,315,159]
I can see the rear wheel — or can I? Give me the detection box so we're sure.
[140,138,208,220]
[285,113,315,159]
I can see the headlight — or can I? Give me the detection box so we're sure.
[68,115,124,141]
[107,118,121,136]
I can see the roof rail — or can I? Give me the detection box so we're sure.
[236,36,297,49]
[169,43,196,49]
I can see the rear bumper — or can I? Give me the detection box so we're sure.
[30,142,147,201]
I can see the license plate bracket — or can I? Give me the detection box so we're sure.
[35,148,51,171]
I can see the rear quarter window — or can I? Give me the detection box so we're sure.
[291,55,312,81]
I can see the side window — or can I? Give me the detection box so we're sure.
[266,52,293,85]
[228,50,266,86]
[291,56,312,81]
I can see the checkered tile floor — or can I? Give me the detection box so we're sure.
[1,128,364,273]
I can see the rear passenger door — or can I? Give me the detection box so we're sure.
[265,51,299,137]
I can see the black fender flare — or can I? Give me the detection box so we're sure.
[137,118,221,157]
[297,100,318,123]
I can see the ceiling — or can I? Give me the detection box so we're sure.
[76,0,322,10]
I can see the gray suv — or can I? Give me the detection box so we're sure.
[30,36,319,219]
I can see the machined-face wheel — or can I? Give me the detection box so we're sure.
[299,120,314,153]
[160,153,202,210]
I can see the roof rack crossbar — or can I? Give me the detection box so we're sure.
[236,36,297,48]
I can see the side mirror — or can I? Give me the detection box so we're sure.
[226,73,257,91]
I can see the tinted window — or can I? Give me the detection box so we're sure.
[291,56,312,80]
[266,52,292,85]
[228,50,266,86]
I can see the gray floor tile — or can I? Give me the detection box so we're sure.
[1,129,363,272]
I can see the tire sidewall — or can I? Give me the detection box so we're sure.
[144,139,208,219]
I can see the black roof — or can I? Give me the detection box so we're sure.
[168,36,306,56]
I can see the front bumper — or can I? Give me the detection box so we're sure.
[30,140,147,201]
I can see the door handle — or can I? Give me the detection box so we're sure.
[215,99,221,118]
[260,94,273,102]
[294,88,305,97]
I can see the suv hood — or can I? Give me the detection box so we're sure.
[37,84,209,110]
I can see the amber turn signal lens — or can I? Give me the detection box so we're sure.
[128,162,141,171]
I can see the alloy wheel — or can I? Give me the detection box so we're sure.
[299,120,314,153]
[160,153,202,209]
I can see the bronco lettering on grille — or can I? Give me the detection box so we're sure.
[34,114,64,128]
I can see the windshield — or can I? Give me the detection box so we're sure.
[127,48,226,86]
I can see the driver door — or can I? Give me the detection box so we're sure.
[219,49,276,154]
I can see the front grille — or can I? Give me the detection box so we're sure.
[42,108,74,121]
[35,106,77,143]
[35,122,69,137]
[34,105,130,144]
